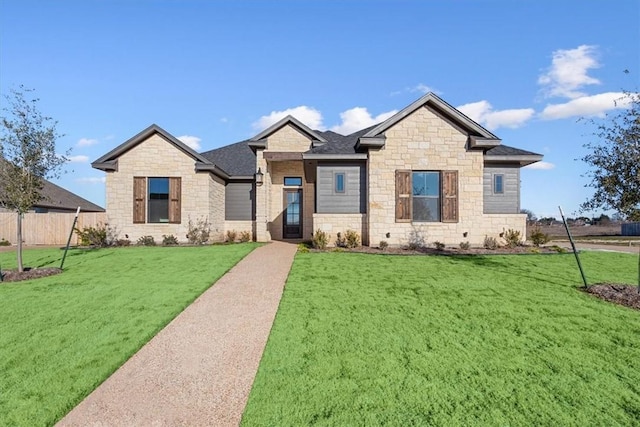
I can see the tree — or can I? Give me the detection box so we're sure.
[520,208,537,221]
[0,86,68,272]
[581,91,640,221]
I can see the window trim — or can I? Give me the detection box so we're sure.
[493,174,504,194]
[334,172,346,194]
[395,169,458,223]
[133,176,181,224]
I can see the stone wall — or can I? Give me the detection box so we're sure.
[265,125,313,152]
[105,133,224,243]
[313,213,368,246]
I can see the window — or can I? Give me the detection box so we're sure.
[284,176,302,186]
[334,172,345,193]
[133,177,181,224]
[395,170,458,223]
[493,174,504,194]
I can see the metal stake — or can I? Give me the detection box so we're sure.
[60,207,81,270]
[559,206,588,288]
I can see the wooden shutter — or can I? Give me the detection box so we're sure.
[133,177,146,224]
[395,170,412,222]
[441,170,458,223]
[168,177,181,223]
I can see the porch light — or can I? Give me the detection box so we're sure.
[255,168,264,186]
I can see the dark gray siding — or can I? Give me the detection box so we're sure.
[316,163,366,213]
[225,182,255,220]
[483,165,520,214]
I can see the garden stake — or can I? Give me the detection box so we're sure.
[60,207,81,270]
[559,206,588,288]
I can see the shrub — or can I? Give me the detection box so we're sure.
[335,232,347,248]
[459,241,471,250]
[433,241,445,251]
[407,226,427,250]
[297,243,310,253]
[162,234,179,246]
[75,223,117,247]
[239,231,252,243]
[331,247,345,253]
[529,226,550,247]
[137,235,156,246]
[225,230,237,243]
[186,217,211,244]
[529,247,541,254]
[312,229,328,250]
[379,240,389,251]
[0,238,10,246]
[483,236,499,250]
[115,239,131,247]
[344,229,360,248]
[503,228,522,248]
[550,245,568,253]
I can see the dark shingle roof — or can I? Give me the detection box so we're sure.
[485,145,541,156]
[200,140,256,176]
[36,180,105,212]
[308,125,379,155]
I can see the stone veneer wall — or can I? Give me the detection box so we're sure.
[267,161,314,240]
[224,220,254,239]
[313,213,368,246]
[367,105,526,246]
[105,133,225,243]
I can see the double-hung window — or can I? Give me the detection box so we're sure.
[395,170,458,223]
[133,177,182,224]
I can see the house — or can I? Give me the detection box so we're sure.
[92,93,542,246]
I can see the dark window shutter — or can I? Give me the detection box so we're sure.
[442,170,458,223]
[133,177,146,223]
[168,177,181,223]
[395,170,412,222]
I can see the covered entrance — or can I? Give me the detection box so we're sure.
[283,189,303,239]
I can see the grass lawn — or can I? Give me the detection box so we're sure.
[242,252,640,426]
[0,244,258,427]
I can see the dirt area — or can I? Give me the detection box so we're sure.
[536,224,622,238]
[0,267,62,283]
[585,284,640,310]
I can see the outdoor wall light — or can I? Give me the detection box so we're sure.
[255,168,264,186]
[463,232,468,238]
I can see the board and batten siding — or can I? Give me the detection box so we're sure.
[316,164,366,214]
[225,182,255,220]
[483,165,520,214]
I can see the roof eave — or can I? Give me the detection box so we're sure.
[91,160,118,171]
[356,136,386,150]
[302,153,368,160]
[249,115,328,143]
[469,136,501,149]
[195,162,230,179]
[485,155,543,166]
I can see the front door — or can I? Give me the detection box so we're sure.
[283,189,303,239]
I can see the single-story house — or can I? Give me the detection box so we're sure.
[92,92,542,246]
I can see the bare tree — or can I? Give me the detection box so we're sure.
[0,85,68,272]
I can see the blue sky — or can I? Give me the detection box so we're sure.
[1,0,638,219]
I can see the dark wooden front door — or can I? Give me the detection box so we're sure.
[283,189,302,239]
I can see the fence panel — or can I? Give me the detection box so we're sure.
[0,212,107,245]
[621,222,640,236]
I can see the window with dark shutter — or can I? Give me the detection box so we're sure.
[395,170,411,222]
[441,170,458,223]
[168,177,181,223]
[133,177,146,224]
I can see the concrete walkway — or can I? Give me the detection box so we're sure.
[57,241,298,427]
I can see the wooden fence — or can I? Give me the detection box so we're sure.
[621,222,640,236]
[0,212,107,245]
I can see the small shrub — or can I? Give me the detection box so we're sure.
[115,239,131,247]
[550,245,568,253]
[162,234,179,246]
[503,228,522,248]
[297,243,310,253]
[483,236,499,250]
[0,238,10,246]
[335,232,347,248]
[312,229,328,250]
[225,230,237,243]
[529,247,541,254]
[331,247,345,253]
[344,229,360,248]
[379,240,389,250]
[75,222,117,247]
[239,231,252,243]
[137,235,156,246]
[433,241,445,251]
[459,241,471,250]
[186,217,211,244]
[407,226,427,250]
[529,226,550,247]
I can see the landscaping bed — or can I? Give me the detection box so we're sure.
[1,267,62,282]
[586,283,640,310]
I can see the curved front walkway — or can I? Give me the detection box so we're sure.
[57,241,298,427]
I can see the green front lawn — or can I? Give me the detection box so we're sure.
[0,244,258,426]
[243,252,640,426]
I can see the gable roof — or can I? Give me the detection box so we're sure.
[248,115,328,149]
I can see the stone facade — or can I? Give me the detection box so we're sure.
[105,134,225,243]
[313,213,368,246]
[367,105,525,246]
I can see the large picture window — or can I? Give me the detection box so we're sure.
[395,170,458,223]
[133,177,181,224]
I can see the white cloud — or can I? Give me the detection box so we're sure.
[524,161,555,170]
[540,92,629,120]
[538,45,600,99]
[391,83,440,96]
[177,135,202,151]
[68,155,89,163]
[457,100,534,130]
[76,177,106,184]
[77,138,99,147]
[330,107,398,135]
[253,106,324,131]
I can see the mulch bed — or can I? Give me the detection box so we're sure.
[312,245,563,256]
[0,267,63,283]
[585,284,640,310]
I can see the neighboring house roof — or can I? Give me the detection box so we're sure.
[36,180,105,212]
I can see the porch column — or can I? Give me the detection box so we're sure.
[255,151,271,242]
